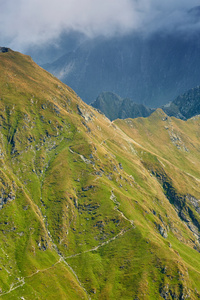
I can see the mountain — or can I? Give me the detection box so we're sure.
[92,85,200,121]
[44,29,200,107]
[91,92,154,121]
[1,48,200,299]
[25,31,87,65]
[162,85,200,120]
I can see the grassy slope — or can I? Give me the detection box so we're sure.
[0,50,200,299]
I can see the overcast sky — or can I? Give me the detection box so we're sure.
[1,0,200,51]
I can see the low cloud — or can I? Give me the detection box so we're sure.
[1,0,200,51]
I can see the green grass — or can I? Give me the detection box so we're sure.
[0,50,200,299]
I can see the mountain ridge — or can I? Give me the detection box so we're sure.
[43,30,200,107]
[91,91,155,121]
[162,85,200,120]
[91,86,200,122]
[1,49,200,299]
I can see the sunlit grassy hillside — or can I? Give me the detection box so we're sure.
[0,49,200,299]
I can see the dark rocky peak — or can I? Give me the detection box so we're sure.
[0,47,10,53]
[91,91,154,121]
[162,85,200,120]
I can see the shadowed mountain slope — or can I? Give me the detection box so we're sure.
[0,49,200,299]
[92,86,200,121]
[163,85,200,120]
[91,92,154,121]
[44,30,200,107]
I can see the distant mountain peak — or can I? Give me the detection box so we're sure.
[44,31,200,106]
[163,85,200,120]
[91,91,154,121]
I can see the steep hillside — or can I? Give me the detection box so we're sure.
[91,92,154,121]
[1,49,200,299]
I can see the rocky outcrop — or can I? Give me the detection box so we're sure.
[0,47,10,53]
[77,105,94,122]
[143,159,200,244]
[187,195,200,214]
[0,190,15,210]
[158,224,168,238]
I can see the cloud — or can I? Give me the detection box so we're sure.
[1,0,200,51]
[0,0,137,50]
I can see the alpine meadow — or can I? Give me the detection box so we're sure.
[0,48,200,299]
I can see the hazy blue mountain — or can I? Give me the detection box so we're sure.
[163,85,200,120]
[26,31,86,65]
[92,85,200,121]
[44,29,200,107]
[91,91,154,121]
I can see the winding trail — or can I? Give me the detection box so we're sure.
[110,190,134,227]
[59,256,91,300]
[0,259,62,297]
[1,140,135,298]
[1,279,25,296]
[65,227,132,260]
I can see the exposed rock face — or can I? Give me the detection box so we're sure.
[0,191,15,210]
[163,86,200,120]
[91,92,154,121]
[0,47,10,53]
[142,160,200,244]
[0,179,17,210]
[159,225,168,238]
[77,104,94,122]
[187,195,200,214]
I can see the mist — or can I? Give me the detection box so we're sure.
[1,0,200,52]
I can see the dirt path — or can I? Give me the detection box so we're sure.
[65,227,132,260]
